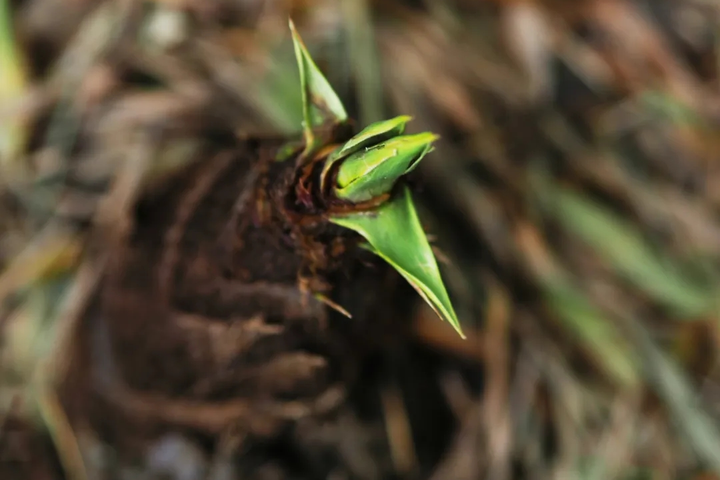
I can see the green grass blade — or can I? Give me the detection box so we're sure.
[628,318,720,473]
[544,186,715,317]
[543,280,640,389]
[0,0,28,166]
[341,0,384,126]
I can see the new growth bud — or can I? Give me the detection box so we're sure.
[334,133,438,202]
[322,116,438,203]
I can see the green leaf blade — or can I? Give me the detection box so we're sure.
[289,19,347,153]
[330,185,465,339]
[543,280,640,389]
[539,183,715,318]
[0,0,29,166]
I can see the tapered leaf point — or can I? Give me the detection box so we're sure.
[330,187,466,339]
[289,18,348,127]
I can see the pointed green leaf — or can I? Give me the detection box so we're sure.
[321,115,411,190]
[289,19,347,155]
[330,185,465,338]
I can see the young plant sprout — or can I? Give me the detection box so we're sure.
[332,131,438,203]
[319,115,412,192]
[288,20,465,339]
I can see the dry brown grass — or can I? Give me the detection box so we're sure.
[3,0,720,478]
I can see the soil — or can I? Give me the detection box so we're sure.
[43,135,457,480]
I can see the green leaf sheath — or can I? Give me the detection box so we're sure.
[333,133,437,202]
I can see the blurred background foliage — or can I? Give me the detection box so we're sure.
[3,0,720,479]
